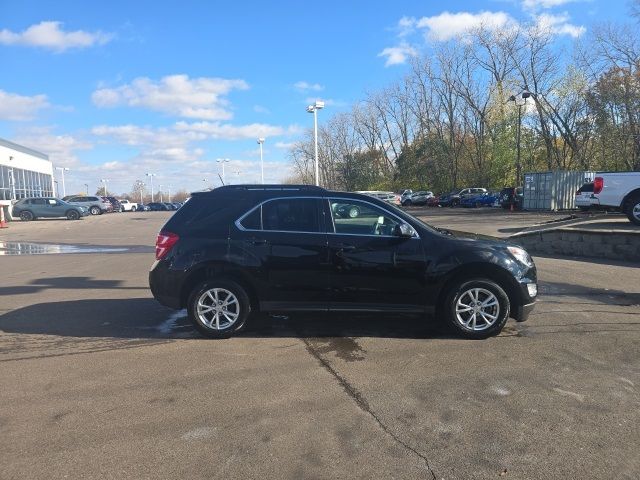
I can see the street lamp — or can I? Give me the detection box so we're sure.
[84,183,89,195]
[216,158,230,184]
[8,156,16,200]
[306,101,325,186]
[100,178,109,196]
[508,90,531,185]
[135,180,145,204]
[55,167,69,198]
[167,185,172,202]
[145,173,156,202]
[257,138,265,184]
[159,185,164,202]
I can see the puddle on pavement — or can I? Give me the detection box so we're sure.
[0,241,134,255]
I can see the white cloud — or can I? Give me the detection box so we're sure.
[0,21,113,52]
[0,89,50,121]
[535,12,585,37]
[397,16,417,37]
[92,74,249,120]
[275,142,295,150]
[294,81,324,92]
[416,11,516,41]
[13,126,92,168]
[253,105,270,114]
[522,0,581,10]
[174,121,293,140]
[378,43,418,66]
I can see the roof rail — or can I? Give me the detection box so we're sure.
[193,184,326,194]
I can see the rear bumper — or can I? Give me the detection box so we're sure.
[149,259,183,309]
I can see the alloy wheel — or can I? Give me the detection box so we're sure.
[633,202,640,222]
[196,288,240,330]
[455,288,500,331]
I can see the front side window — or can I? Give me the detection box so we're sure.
[330,199,400,236]
[261,198,320,233]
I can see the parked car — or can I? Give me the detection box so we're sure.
[499,187,524,210]
[171,202,183,209]
[426,195,441,207]
[12,197,88,221]
[461,191,500,208]
[136,204,150,211]
[591,173,640,225]
[402,191,434,206]
[118,199,139,212]
[147,202,170,211]
[100,197,115,213]
[163,202,178,210]
[105,196,123,212]
[149,185,537,340]
[400,189,413,204]
[575,183,598,211]
[439,188,487,207]
[66,195,111,215]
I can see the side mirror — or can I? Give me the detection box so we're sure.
[395,222,416,238]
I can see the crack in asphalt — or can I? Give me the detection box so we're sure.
[301,338,437,480]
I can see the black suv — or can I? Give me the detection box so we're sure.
[149,185,537,339]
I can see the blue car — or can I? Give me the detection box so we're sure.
[461,192,499,208]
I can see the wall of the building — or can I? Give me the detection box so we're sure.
[0,138,53,205]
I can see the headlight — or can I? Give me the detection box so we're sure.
[507,246,534,267]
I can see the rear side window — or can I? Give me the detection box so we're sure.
[262,198,320,233]
[32,198,46,205]
[578,183,594,193]
[240,208,261,230]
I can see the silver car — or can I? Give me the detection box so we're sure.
[66,195,111,215]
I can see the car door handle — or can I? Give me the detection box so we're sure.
[248,238,268,246]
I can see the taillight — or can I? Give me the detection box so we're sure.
[594,177,604,194]
[155,231,179,260]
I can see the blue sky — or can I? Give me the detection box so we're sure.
[0,0,630,196]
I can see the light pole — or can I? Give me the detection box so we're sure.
[135,180,145,204]
[146,173,156,202]
[257,138,265,184]
[233,170,241,184]
[216,158,230,184]
[100,178,109,196]
[508,91,531,185]
[159,185,164,202]
[84,183,89,195]
[8,156,16,200]
[306,101,325,186]
[55,167,69,197]
[167,185,172,202]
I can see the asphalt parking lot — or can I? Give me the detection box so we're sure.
[1,211,639,479]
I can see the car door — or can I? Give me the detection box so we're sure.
[325,197,427,312]
[235,197,330,311]
[28,198,48,216]
[48,198,67,216]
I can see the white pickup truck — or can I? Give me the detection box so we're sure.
[118,199,138,212]
[593,172,640,225]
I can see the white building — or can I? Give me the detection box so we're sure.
[0,138,54,214]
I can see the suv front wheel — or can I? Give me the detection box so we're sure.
[187,279,251,338]
[444,279,510,339]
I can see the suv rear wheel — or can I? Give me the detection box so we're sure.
[444,279,510,339]
[89,206,101,215]
[626,194,640,226]
[187,279,251,338]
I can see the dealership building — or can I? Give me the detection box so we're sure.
[0,138,54,217]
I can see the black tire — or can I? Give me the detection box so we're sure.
[187,279,251,339]
[404,200,412,206]
[443,278,510,339]
[89,206,100,215]
[66,210,80,220]
[131,206,136,212]
[578,206,589,212]
[20,210,34,221]
[626,194,640,226]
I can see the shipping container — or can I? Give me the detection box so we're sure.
[523,171,595,211]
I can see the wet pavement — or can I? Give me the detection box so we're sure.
[0,241,153,255]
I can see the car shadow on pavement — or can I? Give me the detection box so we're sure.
[0,298,454,340]
[0,277,147,296]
